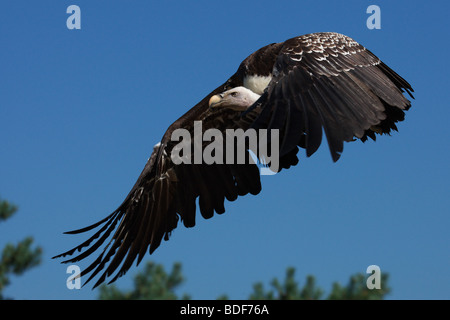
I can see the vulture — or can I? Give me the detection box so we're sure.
[53,32,414,288]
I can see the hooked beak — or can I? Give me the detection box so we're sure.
[208,94,223,108]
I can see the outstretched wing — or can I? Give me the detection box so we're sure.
[52,81,263,288]
[251,32,414,162]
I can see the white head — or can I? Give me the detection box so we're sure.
[208,86,261,111]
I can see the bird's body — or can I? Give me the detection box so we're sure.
[54,32,414,287]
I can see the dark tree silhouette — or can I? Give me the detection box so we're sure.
[0,198,42,299]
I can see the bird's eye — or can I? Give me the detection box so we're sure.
[230,91,239,97]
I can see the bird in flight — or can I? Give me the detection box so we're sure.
[53,32,414,288]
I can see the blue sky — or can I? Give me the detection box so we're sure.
[1,0,449,300]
